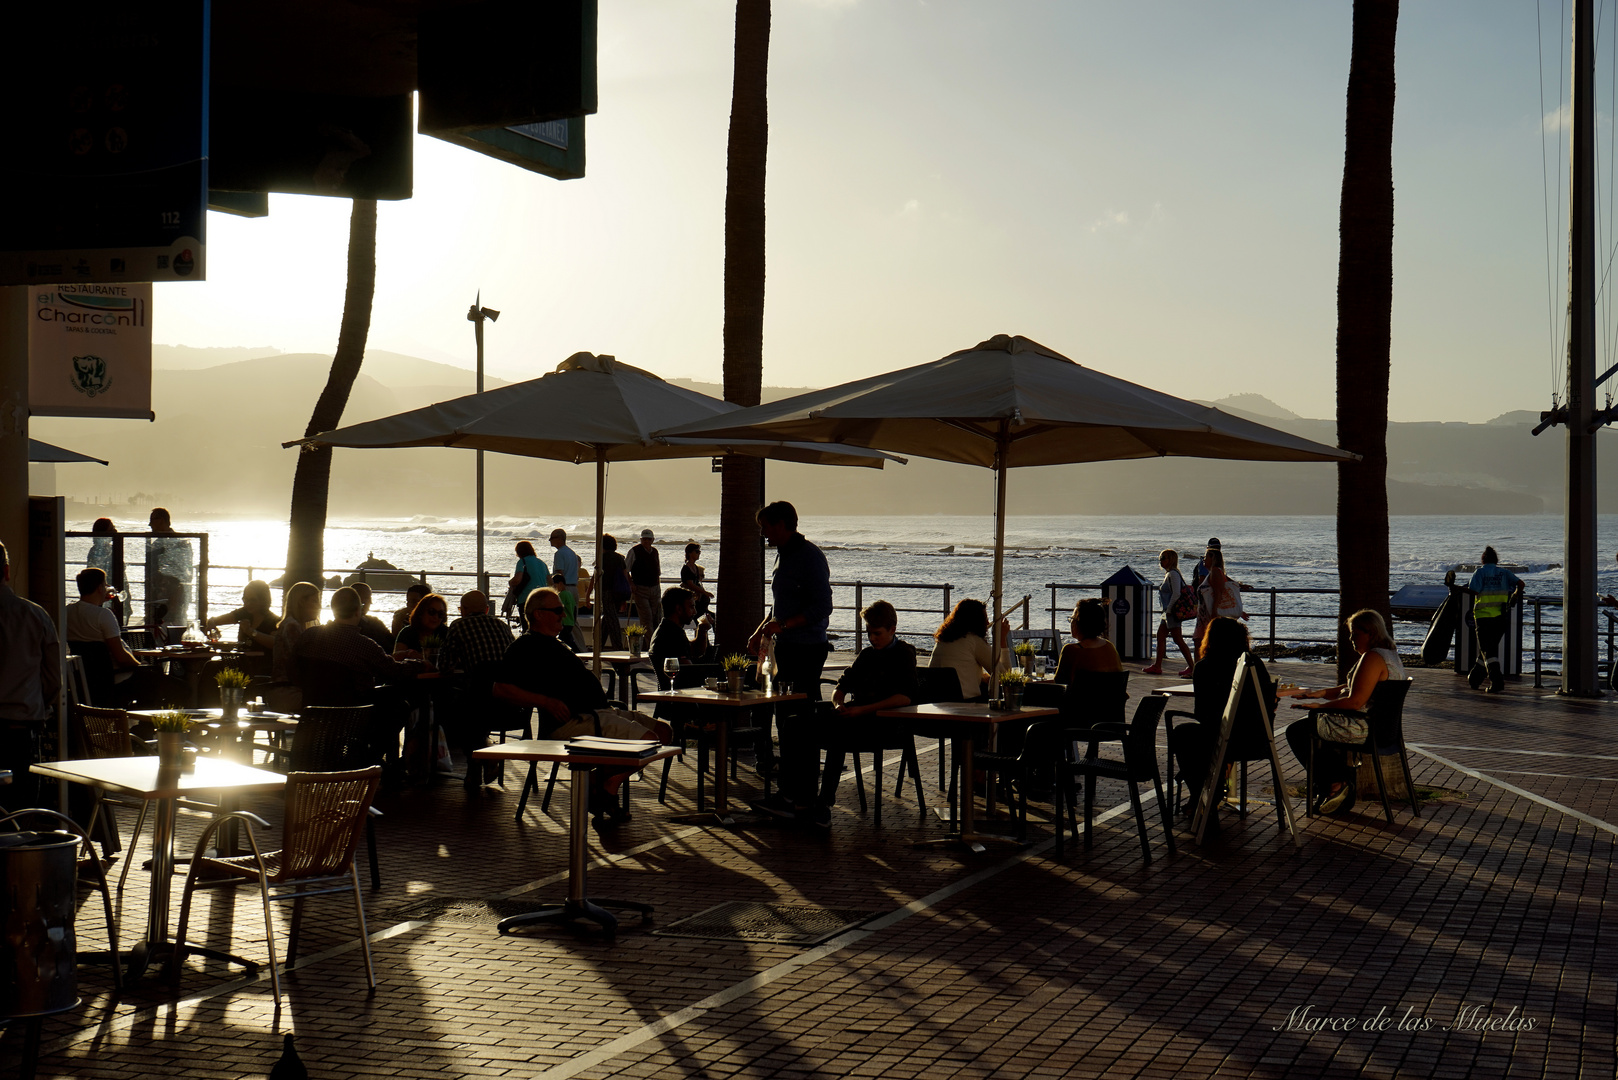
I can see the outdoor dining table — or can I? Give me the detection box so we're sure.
[30,756,287,978]
[472,739,683,939]
[132,643,263,707]
[128,707,297,766]
[878,701,1061,852]
[635,687,806,825]
[1154,683,1197,697]
[594,650,655,707]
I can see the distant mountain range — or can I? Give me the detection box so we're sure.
[28,346,1600,518]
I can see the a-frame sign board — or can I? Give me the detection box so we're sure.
[1190,653,1302,846]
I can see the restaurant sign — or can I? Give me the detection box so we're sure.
[29,284,154,420]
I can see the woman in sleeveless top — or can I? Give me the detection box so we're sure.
[1285,609,1406,815]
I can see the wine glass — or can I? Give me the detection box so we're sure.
[663,656,681,688]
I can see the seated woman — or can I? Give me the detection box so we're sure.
[1284,608,1406,815]
[265,581,321,713]
[1054,597,1123,683]
[1167,617,1277,815]
[394,592,449,663]
[206,579,279,650]
[928,599,1008,702]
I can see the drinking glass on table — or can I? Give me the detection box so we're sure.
[663,656,681,688]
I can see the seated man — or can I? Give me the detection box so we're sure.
[761,600,916,829]
[391,582,430,638]
[65,566,181,707]
[351,582,397,654]
[436,589,516,783]
[296,587,423,773]
[649,586,713,674]
[493,588,671,825]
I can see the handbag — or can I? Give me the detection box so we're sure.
[1168,583,1198,621]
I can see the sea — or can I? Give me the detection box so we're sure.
[70,513,1615,658]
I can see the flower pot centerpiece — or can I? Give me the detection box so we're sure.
[152,711,192,768]
[998,670,1029,711]
[1013,640,1038,676]
[215,668,251,718]
[625,625,647,659]
[721,653,749,695]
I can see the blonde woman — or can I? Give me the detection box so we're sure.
[265,581,321,712]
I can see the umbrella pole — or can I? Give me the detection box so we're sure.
[991,427,1009,673]
[593,449,606,678]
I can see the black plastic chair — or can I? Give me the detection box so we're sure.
[1058,696,1176,862]
[818,701,928,827]
[914,667,964,791]
[287,705,385,889]
[1306,678,1418,825]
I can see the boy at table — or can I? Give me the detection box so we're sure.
[493,588,671,826]
[759,600,915,829]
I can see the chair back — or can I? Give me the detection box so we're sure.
[1364,678,1414,753]
[1061,670,1129,728]
[288,706,379,772]
[276,766,383,882]
[296,656,372,708]
[69,641,117,706]
[914,666,964,705]
[64,655,91,708]
[72,705,137,759]
[1122,696,1168,777]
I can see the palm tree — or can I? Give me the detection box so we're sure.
[284,198,378,592]
[1334,0,1399,677]
[718,0,771,654]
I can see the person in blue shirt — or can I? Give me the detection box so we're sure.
[1465,546,1524,694]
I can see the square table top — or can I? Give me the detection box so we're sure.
[636,688,806,707]
[1154,683,1197,696]
[595,651,654,665]
[473,739,684,768]
[877,702,1062,724]
[31,757,288,799]
[128,707,297,733]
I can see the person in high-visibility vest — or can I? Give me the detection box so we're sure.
[1465,546,1524,694]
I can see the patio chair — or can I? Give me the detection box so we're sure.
[819,700,928,828]
[286,706,385,889]
[70,704,154,891]
[1306,678,1418,825]
[173,766,383,1007]
[1057,695,1176,862]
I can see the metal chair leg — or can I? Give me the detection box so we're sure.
[350,864,376,991]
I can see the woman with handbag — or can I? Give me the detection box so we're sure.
[1142,548,1196,676]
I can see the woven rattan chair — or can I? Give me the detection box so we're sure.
[71,704,155,892]
[173,766,383,1006]
[285,706,384,889]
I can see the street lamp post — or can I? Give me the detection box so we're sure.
[467,294,499,596]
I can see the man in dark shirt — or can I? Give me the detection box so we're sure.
[626,529,663,632]
[748,501,833,701]
[296,587,421,776]
[494,589,668,824]
[809,601,916,825]
[438,589,517,782]
[351,582,396,654]
[649,587,712,673]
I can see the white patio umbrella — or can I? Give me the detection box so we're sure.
[285,351,902,670]
[655,334,1358,639]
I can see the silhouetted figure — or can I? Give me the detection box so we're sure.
[269,1033,308,1080]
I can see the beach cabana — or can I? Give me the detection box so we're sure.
[654,334,1357,638]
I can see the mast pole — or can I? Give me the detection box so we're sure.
[1565,0,1599,695]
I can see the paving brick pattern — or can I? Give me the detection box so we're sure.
[3,661,1614,1078]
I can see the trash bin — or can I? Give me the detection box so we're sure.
[0,830,80,1019]
[1455,598,1524,678]
[1100,566,1153,661]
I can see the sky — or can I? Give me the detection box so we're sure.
[151,1,1602,424]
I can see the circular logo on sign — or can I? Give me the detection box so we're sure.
[173,249,195,277]
[1113,597,1130,616]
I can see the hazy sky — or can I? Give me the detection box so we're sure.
[153,1,1594,424]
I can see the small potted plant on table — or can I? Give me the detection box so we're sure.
[215,668,251,718]
[1013,639,1038,675]
[997,669,1030,711]
[625,623,647,659]
[152,711,193,768]
[721,653,750,695]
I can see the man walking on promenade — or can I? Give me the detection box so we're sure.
[1466,546,1524,694]
[549,528,580,601]
[0,541,60,807]
[627,529,663,631]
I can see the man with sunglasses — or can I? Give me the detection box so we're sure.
[494,588,670,825]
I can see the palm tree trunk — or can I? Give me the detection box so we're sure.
[1335,0,1398,678]
[718,0,770,655]
[285,198,378,593]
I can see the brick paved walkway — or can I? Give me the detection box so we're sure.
[3,662,1614,1079]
